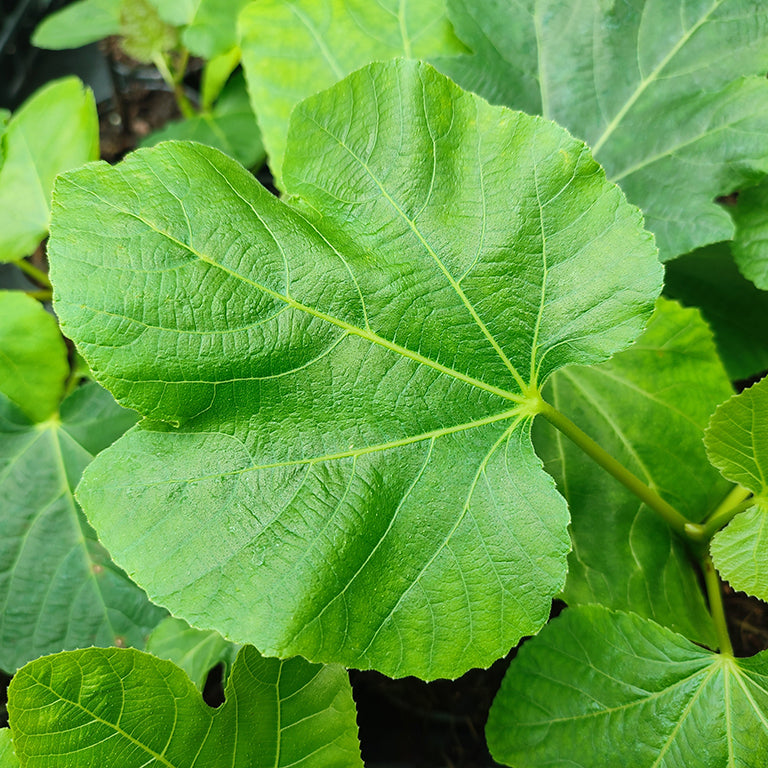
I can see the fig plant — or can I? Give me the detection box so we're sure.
[3,1,768,766]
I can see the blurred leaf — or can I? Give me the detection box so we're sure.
[0,291,68,423]
[32,0,121,50]
[141,71,264,168]
[0,78,98,262]
[731,177,768,290]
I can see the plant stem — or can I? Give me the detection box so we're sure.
[538,400,692,538]
[153,52,196,119]
[686,488,755,543]
[26,289,53,302]
[15,258,52,288]
[702,552,734,656]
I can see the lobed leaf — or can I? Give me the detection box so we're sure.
[0,383,164,672]
[238,0,465,184]
[487,605,768,768]
[0,292,68,423]
[146,616,239,690]
[441,0,768,261]
[664,242,768,381]
[49,60,661,679]
[7,646,362,767]
[0,78,98,262]
[534,298,732,646]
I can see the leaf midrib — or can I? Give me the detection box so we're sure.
[589,0,725,155]
[63,177,526,407]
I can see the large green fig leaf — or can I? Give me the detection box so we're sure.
[706,376,768,601]
[0,78,98,262]
[146,616,239,690]
[49,60,661,679]
[0,292,68,423]
[238,0,465,184]
[664,242,768,381]
[533,298,731,646]
[441,0,768,261]
[7,646,362,767]
[0,382,164,672]
[487,605,768,767]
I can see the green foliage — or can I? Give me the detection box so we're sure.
[140,72,265,168]
[7,646,362,767]
[48,60,662,678]
[0,78,97,262]
[31,0,122,50]
[487,605,768,767]
[120,0,179,63]
[534,298,731,646]
[7,1,768,763]
[0,380,164,672]
[706,377,768,601]
[238,0,465,184]
[0,732,18,768]
[664,243,768,381]
[0,292,68,423]
[146,616,239,690]
[440,0,768,261]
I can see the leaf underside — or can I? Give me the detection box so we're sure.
[441,0,768,261]
[49,60,661,679]
[487,605,768,768]
[534,298,731,646]
[0,383,163,672]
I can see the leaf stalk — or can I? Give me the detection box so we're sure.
[702,552,734,656]
[537,400,692,538]
[15,258,52,289]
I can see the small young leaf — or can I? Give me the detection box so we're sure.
[534,298,732,646]
[0,383,163,672]
[8,646,363,767]
[146,616,239,690]
[705,376,768,496]
[442,0,768,261]
[120,0,179,63]
[664,242,768,381]
[705,376,768,600]
[49,60,662,679]
[0,291,68,423]
[0,78,98,262]
[32,0,122,50]
[140,72,265,169]
[711,507,768,602]
[487,605,768,768]
[239,0,466,184]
